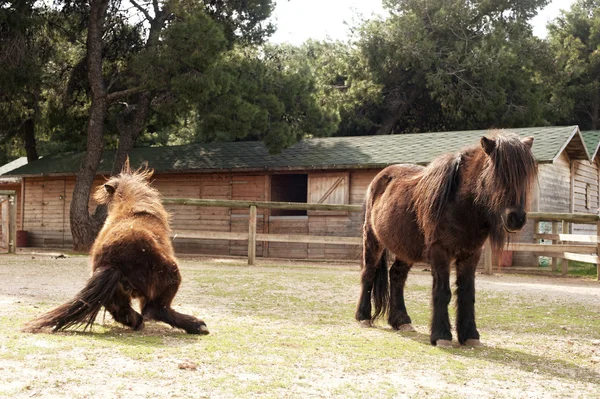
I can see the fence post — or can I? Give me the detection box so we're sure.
[8,194,16,254]
[248,205,257,265]
[533,220,540,267]
[484,239,493,275]
[597,216,600,281]
[552,221,559,272]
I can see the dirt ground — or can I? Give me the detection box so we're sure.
[1,252,600,398]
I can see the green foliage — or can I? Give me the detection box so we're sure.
[546,0,600,129]
[296,40,383,137]
[354,0,552,134]
[150,45,338,153]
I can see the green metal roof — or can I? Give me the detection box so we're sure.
[582,130,600,160]
[6,126,585,177]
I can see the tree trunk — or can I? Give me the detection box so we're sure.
[112,92,152,174]
[69,0,110,252]
[20,118,38,162]
[377,86,421,135]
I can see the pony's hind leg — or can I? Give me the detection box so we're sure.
[105,283,144,330]
[355,227,386,327]
[142,270,209,335]
[455,251,481,346]
[388,259,414,331]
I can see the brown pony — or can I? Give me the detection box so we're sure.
[24,160,208,335]
[356,133,536,346]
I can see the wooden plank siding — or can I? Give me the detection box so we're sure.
[18,170,378,260]
[511,153,572,266]
[571,159,600,236]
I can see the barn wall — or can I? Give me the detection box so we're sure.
[511,153,573,266]
[571,159,599,235]
[19,170,379,260]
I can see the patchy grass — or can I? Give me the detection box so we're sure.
[566,261,598,278]
[1,254,600,398]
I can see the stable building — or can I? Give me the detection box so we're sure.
[6,126,597,264]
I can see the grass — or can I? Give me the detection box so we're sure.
[1,255,600,398]
[565,261,598,277]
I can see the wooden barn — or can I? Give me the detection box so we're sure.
[5,126,599,264]
[0,157,26,250]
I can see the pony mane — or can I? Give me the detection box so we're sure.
[476,132,537,251]
[93,159,170,228]
[412,132,537,250]
[412,152,462,240]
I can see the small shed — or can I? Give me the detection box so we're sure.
[0,157,26,249]
[6,126,594,263]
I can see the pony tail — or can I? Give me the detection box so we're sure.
[371,250,389,322]
[413,153,461,240]
[23,267,122,333]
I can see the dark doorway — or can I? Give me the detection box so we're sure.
[270,174,308,216]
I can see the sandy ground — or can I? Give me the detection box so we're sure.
[1,253,600,398]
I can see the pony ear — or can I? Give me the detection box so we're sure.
[521,136,534,149]
[122,157,131,174]
[104,183,116,194]
[481,136,496,155]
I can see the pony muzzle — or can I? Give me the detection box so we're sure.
[502,209,527,233]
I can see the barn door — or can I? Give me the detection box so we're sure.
[307,172,349,215]
[0,198,7,251]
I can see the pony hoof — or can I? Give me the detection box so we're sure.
[133,321,144,331]
[358,320,372,328]
[464,339,482,348]
[198,324,210,335]
[397,324,416,332]
[436,339,454,348]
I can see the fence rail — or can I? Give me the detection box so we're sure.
[483,211,600,280]
[166,198,600,278]
[163,197,363,265]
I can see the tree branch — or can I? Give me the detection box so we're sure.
[129,0,153,22]
[107,87,146,103]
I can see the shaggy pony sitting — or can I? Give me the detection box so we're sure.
[25,160,208,335]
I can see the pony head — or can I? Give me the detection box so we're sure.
[478,133,537,236]
[94,157,157,207]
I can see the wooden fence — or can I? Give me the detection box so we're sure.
[162,198,363,265]
[483,212,600,280]
[166,198,600,279]
[0,189,17,254]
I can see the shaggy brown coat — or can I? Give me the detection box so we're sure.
[24,160,208,334]
[356,133,536,346]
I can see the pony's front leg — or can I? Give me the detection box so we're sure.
[429,246,452,346]
[455,250,481,346]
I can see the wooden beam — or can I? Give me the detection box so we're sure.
[563,252,599,265]
[163,198,362,212]
[173,230,361,245]
[8,194,16,254]
[484,239,493,275]
[174,231,249,241]
[255,233,360,245]
[533,233,597,243]
[528,212,599,223]
[533,220,540,267]
[597,218,600,280]
[248,205,257,266]
[552,222,559,272]
[507,243,597,253]
[0,190,16,196]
